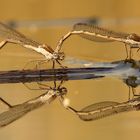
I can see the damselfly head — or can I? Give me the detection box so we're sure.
[52,86,67,96]
[58,87,67,95]
[58,52,65,60]
[53,52,65,61]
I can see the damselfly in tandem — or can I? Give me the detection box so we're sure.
[0,22,65,68]
[1,88,140,126]
[56,23,140,59]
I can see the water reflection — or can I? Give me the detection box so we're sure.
[0,59,140,126]
[0,59,140,83]
[0,83,67,127]
[76,95,140,121]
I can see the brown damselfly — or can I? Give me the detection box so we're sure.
[0,22,65,68]
[0,85,67,127]
[67,96,140,121]
[56,23,140,59]
[1,89,140,126]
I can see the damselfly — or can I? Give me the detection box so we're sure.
[56,23,140,59]
[0,83,140,126]
[0,22,65,67]
[0,85,67,127]
[68,96,140,121]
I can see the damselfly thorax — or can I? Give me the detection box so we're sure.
[0,22,65,67]
[55,23,140,59]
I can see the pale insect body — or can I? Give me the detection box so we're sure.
[68,97,140,121]
[0,91,56,127]
[0,86,67,127]
[73,23,140,47]
[0,22,65,67]
[1,86,140,126]
[73,23,129,43]
[56,23,140,59]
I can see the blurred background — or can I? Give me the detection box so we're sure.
[0,0,140,140]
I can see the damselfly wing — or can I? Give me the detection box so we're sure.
[0,86,67,127]
[0,22,65,67]
[56,23,140,59]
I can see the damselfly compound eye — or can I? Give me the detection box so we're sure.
[60,87,67,95]
[58,52,65,60]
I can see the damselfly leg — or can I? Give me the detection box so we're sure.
[0,97,12,108]
[131,87,140,97]
[0,40,7,50]
[125,44,132,60]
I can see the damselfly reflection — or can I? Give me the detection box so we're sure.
[0,84,68,127]
[0,60,140,126]
[72,96,140,121]
[1,85,140,126]
[65,57,140,97]
[0,22,65,68]
[56,23,140,59]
